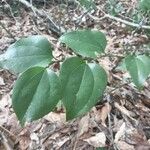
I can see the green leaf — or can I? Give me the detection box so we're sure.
[96,148,106,150]
[12,67,61,125]
[116,59,127,71]
[77,63,107,116]
[59,57,85,96]
[0,36,53,73]
[59,30,107,58]
[78,0,96,10]
[125,54,150,89]
[139,0,150,11]
[59,57,107,120]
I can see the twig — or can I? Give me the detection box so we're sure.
[105,14,150,30]
[90,6,150,30]
[107,96,118,150]
[3,0,17,23]
[108,83,128,94]
[18,0,65,36]
[75,8,92,27]
[98,53,125,59]
[1,133,14,150]
[0,125,16,141]
[114,102,136,122]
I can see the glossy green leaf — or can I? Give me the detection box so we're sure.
[59,57,85,96]
[59,57,107,120]
[77,63,107,116]
[0,36,53,73]
[96,148,106,150]
[116,59,127,71]
[139,0,150,11]
[12,67,62,125]
[78,0,96,10]
[59,30,107,58]
[125,54,150,89]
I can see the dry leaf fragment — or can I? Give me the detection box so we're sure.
[134,144,150,150]
[18,135,30,150]
[114,102,135,120]
[84,132,106,147]
[0,94,11,108]
[125,127,146,145]
[56,137,70,149]
[99,58,112,82]
[0,94,11,126]
[1,133,14,150]
[0,112,8,125]
[44,112,66,125]
[30,132,39,144]
[117,141,134,150]
[114,122,126,143]
[77,114,89,137]
[95,102,111,126]
[0,77,5,85]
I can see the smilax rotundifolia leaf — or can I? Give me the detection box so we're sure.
[59,57,107,120]
[12,67,62,125]
[59,29,107,58]
[0,36,53,73]
[125,54,150,89]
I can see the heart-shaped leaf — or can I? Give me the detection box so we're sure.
[125,54,150,89]
[77,63,107,116]
[12,67,62,125]
[59,57,107,120]
[59,30,107,58]
[0,36,53,73]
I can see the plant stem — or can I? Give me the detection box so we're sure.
[89,6,150,30]
[98,53,125,59]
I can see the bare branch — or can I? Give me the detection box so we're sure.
[105,14,150,30]
[19,0,65,36]
[90,6,150,30]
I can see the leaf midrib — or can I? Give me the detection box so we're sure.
[20,69,45,122]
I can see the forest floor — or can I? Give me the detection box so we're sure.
[0,0,150,150]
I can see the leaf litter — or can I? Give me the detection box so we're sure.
[0,0,150,149]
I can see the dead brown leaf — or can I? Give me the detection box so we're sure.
[95,102,111,126]
[84,132,106,147]
[77,114,90,138]
[114,102,135,120]
[114,122,126,143]
[18,135,31,150]
[117,141,134,150]
[30,132,39,144]
[44,112,66,126]
[134,144,150,150]
[0,94,11,108]
[0,76,5,85]
[125,123,147,145]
